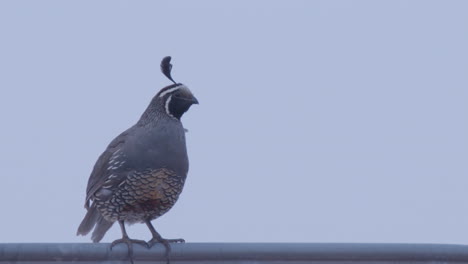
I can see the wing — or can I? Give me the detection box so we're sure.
[84,129,131,208]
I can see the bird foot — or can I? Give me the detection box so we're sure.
[148,237,184,264]
[110,237,149,264]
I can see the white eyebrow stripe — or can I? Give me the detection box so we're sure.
[159,85,186,98]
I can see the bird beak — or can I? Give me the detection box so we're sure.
[191,96,199,105]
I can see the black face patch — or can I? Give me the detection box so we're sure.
[168,95,195,120]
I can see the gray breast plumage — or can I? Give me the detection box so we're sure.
[94,119,189,223]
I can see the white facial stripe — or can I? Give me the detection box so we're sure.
[165,95,175,118]
[159,85,186,98]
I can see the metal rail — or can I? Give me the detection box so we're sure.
[1,243,468,263]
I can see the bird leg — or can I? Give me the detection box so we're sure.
[145,220,184,263]
[110,220,149,264]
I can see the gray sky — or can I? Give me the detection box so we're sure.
[0,0,467,244]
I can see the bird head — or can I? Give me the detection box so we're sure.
[158,56,198,120]
[157,83,198,120]
[140,57,198,123]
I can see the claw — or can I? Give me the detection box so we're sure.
[148,237,185,247]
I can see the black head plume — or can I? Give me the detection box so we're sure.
[161,56,176,84]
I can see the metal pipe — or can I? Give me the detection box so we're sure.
[1,243,468,263]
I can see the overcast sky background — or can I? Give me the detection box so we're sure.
[0,0,467,244]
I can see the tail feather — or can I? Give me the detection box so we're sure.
[77,204,100,236]
[91,216,114,243]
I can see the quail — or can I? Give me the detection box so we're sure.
[77,56,198,262]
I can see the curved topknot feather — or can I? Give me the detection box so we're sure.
[161,56,176,84]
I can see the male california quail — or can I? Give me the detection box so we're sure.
[77,56,198,261]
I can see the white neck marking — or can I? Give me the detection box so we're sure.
[165,95,176,118]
